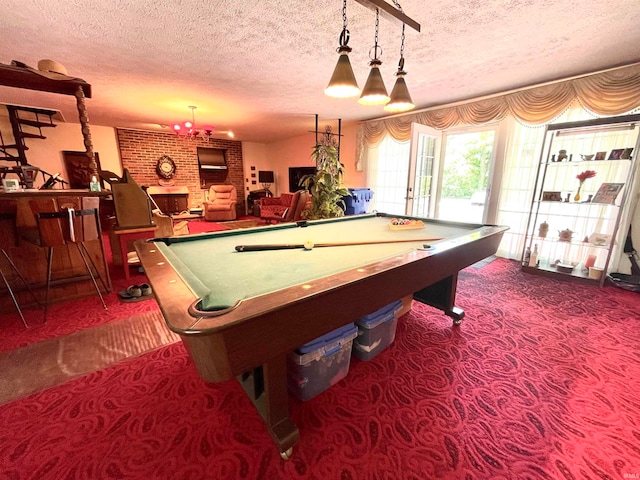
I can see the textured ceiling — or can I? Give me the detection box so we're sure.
[1,0,639,143]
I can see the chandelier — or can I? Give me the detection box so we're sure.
[173,106,214,141]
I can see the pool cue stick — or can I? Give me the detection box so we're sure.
[235,243,306,251]
[235,237,442,252]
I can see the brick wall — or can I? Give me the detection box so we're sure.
[115,129,244,217]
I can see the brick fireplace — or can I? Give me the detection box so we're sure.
[115,129,244,217]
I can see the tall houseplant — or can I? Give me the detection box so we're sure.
[300,142,350,220]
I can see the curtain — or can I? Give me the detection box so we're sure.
[358,63,640,153]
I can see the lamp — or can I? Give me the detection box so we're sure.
[258,170,275,194]
[384,19,415,112]
[327,0,421,108]
[358,8,390,105]
[173,106,214,141]
[325,0,360,98]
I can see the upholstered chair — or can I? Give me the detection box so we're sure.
[260,191,310,224]
[260,193,296,221]
[204,185,238,221]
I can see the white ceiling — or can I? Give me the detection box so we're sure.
[1,0,639,143]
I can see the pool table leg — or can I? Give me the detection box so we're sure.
[237,353,300,457]
[413,274,466,325]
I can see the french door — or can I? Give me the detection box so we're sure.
[370,123,501,223]
[435,128,498,223]
[407,123,441,217]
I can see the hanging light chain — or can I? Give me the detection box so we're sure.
[398,23,406,71]
[370,8,382,62]
[338,0,351,50]
[374,9,379,48]
[392,0,407,73]
[342,0,348,30]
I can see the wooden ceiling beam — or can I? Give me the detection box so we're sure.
[353,0,421,32]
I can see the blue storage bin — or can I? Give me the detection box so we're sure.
[342,188,374,215]
[287,323,358,401]
[353,300,403,361]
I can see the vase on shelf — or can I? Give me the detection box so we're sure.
[574,184,582,202]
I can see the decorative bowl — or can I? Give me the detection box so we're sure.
[580,154,595,161]
[556,263,574,273]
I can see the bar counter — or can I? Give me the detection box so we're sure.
[0,189,112,310]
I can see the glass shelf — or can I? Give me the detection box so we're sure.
[543,159,631,166]
[522,262,597,282]
[521,113,640,286]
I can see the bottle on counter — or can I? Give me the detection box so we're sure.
[523,246,531,266]
[89,175,101,192]
[529,244,539,267]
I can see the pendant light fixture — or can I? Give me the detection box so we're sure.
[358,8,390,105]
[325,0,360,98]
[170,106,234,141]
[173,106,213,141]
[384,19,415,112]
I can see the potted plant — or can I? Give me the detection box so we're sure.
[300,142,350,220]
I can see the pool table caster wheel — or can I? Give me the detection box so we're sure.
[280,448,293,460]
[450,307,465,326]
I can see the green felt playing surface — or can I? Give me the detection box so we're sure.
[152,214,477,311]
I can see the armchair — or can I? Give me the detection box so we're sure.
[204,185,237,221]
[260,193,295,220]
[260,191,310,223]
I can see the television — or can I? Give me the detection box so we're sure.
[288,166,316,192]
[197,147,227,170]
[258,170,274,183]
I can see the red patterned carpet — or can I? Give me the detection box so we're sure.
[0,218,254,351]
[1,259,640,479]
[0,241,159,353]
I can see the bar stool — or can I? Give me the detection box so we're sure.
[32,203,108,319]
[0,201,41,328]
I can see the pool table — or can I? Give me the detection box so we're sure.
[135,213,508,458]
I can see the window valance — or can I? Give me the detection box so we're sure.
[359,63,640,148]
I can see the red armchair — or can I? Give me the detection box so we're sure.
[260,191,310,223]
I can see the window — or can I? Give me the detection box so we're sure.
[368,103,638,260]
[367,137,410,215]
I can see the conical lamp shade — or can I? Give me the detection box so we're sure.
[384,74,415,112]
[358,63,389,105]
[325,51,360,98]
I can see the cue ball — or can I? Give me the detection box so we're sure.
[303,240,314,250]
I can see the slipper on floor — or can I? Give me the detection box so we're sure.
[118,285,142,300]
[120,295,153,303]
[139,283,153,296]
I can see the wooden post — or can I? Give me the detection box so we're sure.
[74,86,97,177]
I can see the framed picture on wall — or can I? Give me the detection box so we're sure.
[62,151,102,189]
